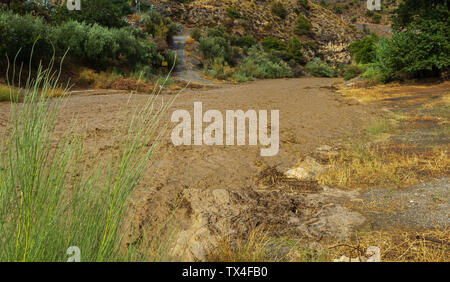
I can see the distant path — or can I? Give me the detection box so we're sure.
[172,34,212,84]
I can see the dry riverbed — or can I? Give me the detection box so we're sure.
[0,78,447,261]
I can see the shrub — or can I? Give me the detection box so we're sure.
[226,7,241,19]
[377,19,450,80]
[190,27,202,41]
[143,11,178,44]
[305,58,335,77]
[0,11,52,64]
[236,46,292,79]
[362,64,385,83]
[0,11,163,73]
[349,34,379,64]
[205,57,236,80]
[235,35,257,48]
[199,36,233,64]
[57,0,128,28]
[294,15,312,36]
[207,26,227,38]
[286,36,304,64]
[319,0,329,8]
[372,13,382,24]
[261,37,286,52]
[343,64,365,80]
[334,6,343,14]
[271,1,288,19]
[298,0,310,10]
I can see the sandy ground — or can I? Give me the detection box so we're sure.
[0,77,377,255]
[1,77,448,260]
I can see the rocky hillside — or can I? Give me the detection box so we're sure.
[149,0,365,66]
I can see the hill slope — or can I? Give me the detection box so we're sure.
[151,0,364,66]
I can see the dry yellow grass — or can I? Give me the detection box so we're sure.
[203,225,449,262]
[338,81,450,103]
[317,143,449,189]
[0,85,21,102]
[326,229,449,262]
[205,226,274,262]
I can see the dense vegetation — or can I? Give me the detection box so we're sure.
[193,26,297,82]
[0,1,177,81]
[347,0,449,82]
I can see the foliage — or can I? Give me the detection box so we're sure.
[235,46,293,79]
[143,11,178,44]
[261,37,286,52]
[349,34,379,64]
[294,15,312,36]
[305,58,335,77]
[343,64,365,80]
[226,7,241,19]
[372,13,382,24]
[57,0,129,28]
[199,36,232,64]
[286,36,304,64]
[361,64,385,83]
[262,37,304,64]
[298,0,310,10]
[0,60,176,262]
[190,27,202,41]
[392,0,449,30]
[0,11,164,74]
[271,1,288,19]
[376,19,450,79]
[235,35,257,48]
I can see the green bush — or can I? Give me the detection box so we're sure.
[298,0,310,10]
[57,0,128,28]
[143,11,178,44]
[261,37,287,52]
[334,6,343,14]
[319,0,329,8]
[236,46,292,79]
[207,26,227,38]
[0,11,164,73]
[226,7,241,19]
[343,64,365,80]
[372,13,382,24]
[0,12,52,64]
[294,15,312,36]
[190,27,202,41]
[261,37,304,64]
[235,35,257,48]
[271,1,288,19]
[305,58,335,77]
[377,19,450,80]
[286,36,305,64]
[349,34,379,64]
[199,36,233,64]
[362,64,385,83]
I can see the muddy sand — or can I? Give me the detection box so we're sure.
[0,78,388,259]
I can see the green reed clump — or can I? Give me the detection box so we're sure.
[0,53,177,261]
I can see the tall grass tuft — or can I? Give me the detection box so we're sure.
[0,54,178,261]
